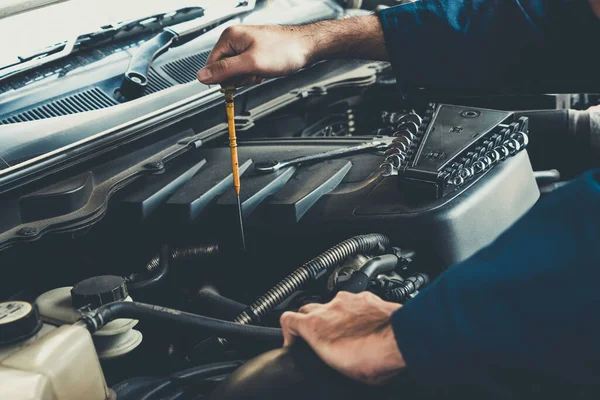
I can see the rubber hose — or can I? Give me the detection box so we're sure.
[171,361,243,381]
[128,244,170,291]
[203,374,231,384]
[383,273,429,302]
[127,244,220,291]
[160,389,186,400]
[137,361,243,400]
[112,377,161,400]
[138,379,171,400]
[196,289,247,320]
[234,234,390,325]
[81,301,283,343]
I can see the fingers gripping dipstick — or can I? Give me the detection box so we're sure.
[221,85,246,252]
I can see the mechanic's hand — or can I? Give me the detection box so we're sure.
[280,291,406,385]
[196,25,313,87]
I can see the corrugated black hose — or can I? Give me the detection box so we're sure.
[126,244,220,291]
[80,301,283,344]
[127,244,170,291]
[234,233,390,325]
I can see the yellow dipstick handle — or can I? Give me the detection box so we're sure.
[221,84,247,252]
[222,85,241,196]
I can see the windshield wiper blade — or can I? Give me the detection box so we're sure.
[119,0,256,100]
[0,36,79,83]
[0,6,206,83]
[76,6,207,49]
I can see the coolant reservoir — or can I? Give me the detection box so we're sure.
[0,301,112,400]
[36,275,142,360]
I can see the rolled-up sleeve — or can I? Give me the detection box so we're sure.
[378,0,600,94]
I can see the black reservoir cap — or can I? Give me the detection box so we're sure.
[71,275,128,310]
[0,301,43,345]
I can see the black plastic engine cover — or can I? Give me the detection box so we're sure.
[138,136,539,267]
[0,99,540,268]
[394,104,529,200]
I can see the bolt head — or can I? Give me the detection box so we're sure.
[144,161,164,170]
[17,227,38,237]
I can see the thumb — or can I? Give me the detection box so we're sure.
[197,53,255,85]
[280,311,304,348]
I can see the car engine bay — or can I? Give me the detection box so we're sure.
[1,1,600,399]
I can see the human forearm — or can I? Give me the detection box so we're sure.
[306,14,389,64]
[590,0,600,18]
[197,15,388,86]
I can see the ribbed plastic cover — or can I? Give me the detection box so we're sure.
[0,87,117,125]
[162,51,210,84]
[145,67,174,95]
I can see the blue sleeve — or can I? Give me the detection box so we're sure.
[378,0,600,94]
[390,169,600,388]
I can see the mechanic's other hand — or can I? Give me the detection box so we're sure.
[280,291,406,385]
[196,25,312,87]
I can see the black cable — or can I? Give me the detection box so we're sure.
[81,301,283,343]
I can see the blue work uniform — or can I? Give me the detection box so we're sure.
[379,0,600,394]
[379,0,600,95]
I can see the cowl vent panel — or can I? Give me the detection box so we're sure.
[0,87,118,125]
[162,51,210,84]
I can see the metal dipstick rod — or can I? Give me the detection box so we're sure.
[222,85,246,252]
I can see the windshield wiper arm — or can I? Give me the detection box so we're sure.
[118,0,256,100]
[0,6,206,84]
[0,35,79,83]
